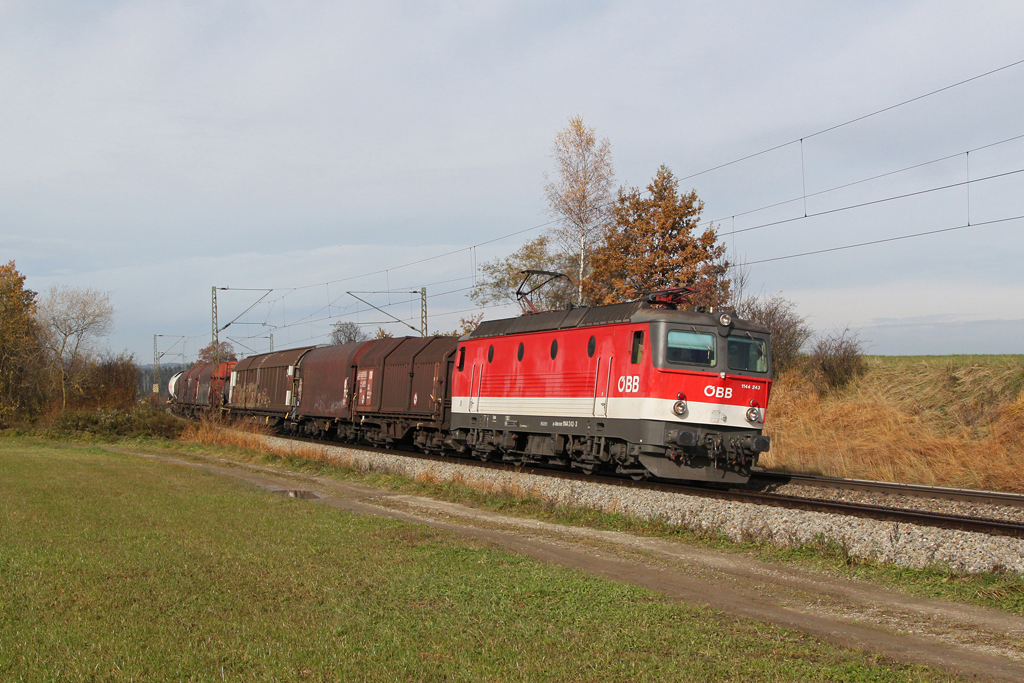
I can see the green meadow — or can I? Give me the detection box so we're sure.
[0,438,939,681]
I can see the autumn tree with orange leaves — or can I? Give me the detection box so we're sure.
[195,341,237,366]
[584,165,730,307]
[0,261,48,424]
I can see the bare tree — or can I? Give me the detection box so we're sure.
[37,284,115,409]
[544,115,615,304]
[329,321,370,345]
[734,293,813,374]
[469,236,576,312]
[727,260,751,311]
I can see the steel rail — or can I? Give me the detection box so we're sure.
[753,470,1024,509]
[282,435,1024,539]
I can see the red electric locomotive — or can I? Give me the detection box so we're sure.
[448,290,772,483]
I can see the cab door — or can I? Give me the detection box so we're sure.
[592,336,613,417]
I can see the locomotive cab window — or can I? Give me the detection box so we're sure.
[727,335,768,373]
[630,331,644,364]
[457,347,465,371]
[666,330,716,367]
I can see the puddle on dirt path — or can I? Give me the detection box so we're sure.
[268,488,321,500]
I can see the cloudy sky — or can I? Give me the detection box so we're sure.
[3,0,1023,362]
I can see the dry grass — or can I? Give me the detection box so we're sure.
[180,419,340,464]
[762,356,1024,492]
[182,420,595,509]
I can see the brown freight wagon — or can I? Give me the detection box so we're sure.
[169,361,234,416]
[352,336,458,448]
[228,346,315,420]
[172,364,204,415]
[293,341,375,436]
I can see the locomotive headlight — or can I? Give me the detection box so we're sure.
[745,406,761,423]
[672,400,687,417]
[718,313,732,326]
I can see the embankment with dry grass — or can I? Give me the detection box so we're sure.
[763,355,1024,492]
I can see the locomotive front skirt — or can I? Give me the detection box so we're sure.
[170,299,773,483]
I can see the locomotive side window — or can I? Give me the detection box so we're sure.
[727,335,768,373]
[587,336,596,357]
[550,339,558,359]
[517,342,524,361]
[457,347,465,371]
[666,330,716,367]
[631,331,644,364]
[487,345,494,363]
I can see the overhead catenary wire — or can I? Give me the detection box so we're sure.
[203,57,1024,353]
[226,284,482,344]
[740,213,1024,267]
[218,157,1024,348]
[249,126,1024,319]
[702,132,1024,232]
[220,77,1024,342]
[721,166,1024,238]
[676,56,1024,183]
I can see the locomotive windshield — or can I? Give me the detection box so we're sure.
[666,330,716,367]
[727,335,768,373]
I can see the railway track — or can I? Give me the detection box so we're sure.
[753,469,1024,509]
[285,435,1024,539]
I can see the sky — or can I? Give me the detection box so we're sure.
[2,0,1023,362]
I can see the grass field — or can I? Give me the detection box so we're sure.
[0,437,940,682]
[177,421,1024,617]
[763,354,1024,491]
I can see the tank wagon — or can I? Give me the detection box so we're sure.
[168,360,236,417]
[171,295,773,483]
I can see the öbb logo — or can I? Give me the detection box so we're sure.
[617,375,640,393]
[704,385,733,399]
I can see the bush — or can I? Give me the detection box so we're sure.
[806,328,867,393]
[71,353,138,410]
[48,407,186,440]
[735,294,813,374]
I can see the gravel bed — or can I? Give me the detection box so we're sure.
[262,434,1024,575]
[758,482,1024,524]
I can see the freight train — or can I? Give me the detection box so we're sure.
[169,289,773,483]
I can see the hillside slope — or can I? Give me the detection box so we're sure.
[762,355,1024,492]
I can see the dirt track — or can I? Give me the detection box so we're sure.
[117,447,1024,682]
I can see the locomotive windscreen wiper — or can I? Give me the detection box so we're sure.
[690,325,714,352]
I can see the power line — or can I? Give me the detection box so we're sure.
[704,132,1024,230]
[222,58,1024,305]
[228,284,481,343]
[218,160,1023,346]
[204,59,1024,350]
[721,166,1024,237]
[222,159,1023,343]
[741,213,1024,267]
[279,218,561,292]
[678,56,1024,183]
